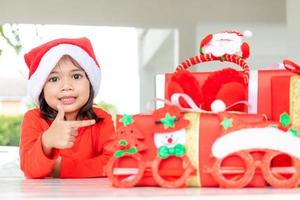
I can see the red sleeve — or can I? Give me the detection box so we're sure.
[20,109,59,178]
[60,110,115,178]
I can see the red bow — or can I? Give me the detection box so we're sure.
[283,59,300,74]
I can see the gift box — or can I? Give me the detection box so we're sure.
[271,70,300,130]
[249,69,294,120]
[107,110,266,187]
[161,54,251,113]
[159,62,294,121]
[182,112,266,187]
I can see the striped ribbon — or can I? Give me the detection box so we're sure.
[184,112,201,187]
[290,76,300,132]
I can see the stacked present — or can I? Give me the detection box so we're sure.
[104,30,300,188]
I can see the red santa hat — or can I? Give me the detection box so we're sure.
[201,68,248,112]
[24,37,101,105]
[153,105,189,133]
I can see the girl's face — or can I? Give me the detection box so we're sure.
[43,56,90,120]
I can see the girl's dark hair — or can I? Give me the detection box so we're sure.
[38,55,102,123]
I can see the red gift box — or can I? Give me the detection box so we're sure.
[158,56,294,121]
[269,59,300,127]
[271,75,292,121]
[271,76,300,129]
[108,111,266,187]
[246,69,294,120]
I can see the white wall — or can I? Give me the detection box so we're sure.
[1,0,298,113]
[0,0,286,27]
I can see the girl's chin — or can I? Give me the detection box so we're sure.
[61,105,79,112]
[63,109,80,120]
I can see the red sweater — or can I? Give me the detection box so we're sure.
[20,107,115,178]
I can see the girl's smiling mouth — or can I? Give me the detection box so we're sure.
[59,96,77,105]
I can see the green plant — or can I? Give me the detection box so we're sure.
[0,115,23,146]
[26,102,37,109]
[0,24,22,56]
[95,101,118,122]
[95,101,118,115]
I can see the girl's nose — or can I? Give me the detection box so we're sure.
[61,78,73,91]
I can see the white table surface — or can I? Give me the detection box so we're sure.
[1,146,300,199]
[1,177,300,200]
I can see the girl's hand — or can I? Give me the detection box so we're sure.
[42,103,95,152]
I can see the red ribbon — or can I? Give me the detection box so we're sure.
[283,59,300,74]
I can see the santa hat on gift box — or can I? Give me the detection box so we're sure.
[153,105,189,133]
[200,30,252,59]
[166,70,203,108]
[24,37,101,105]
[202,68,248,112]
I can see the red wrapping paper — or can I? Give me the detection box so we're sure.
[113,112,265,187]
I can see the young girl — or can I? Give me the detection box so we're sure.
[20,37,115,178]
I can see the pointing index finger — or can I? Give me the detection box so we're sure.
[68,119,96,128]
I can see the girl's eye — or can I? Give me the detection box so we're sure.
[48,77,59,82]
[73,74,83,79]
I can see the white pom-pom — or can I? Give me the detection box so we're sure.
[278,62,285,69]
[243,30,252,38]
[211,99,226,112]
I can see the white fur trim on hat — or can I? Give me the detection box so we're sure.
[212,127,300,159]
[27,44,101,105]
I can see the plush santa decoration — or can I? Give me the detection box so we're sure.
[200,30,252,59]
